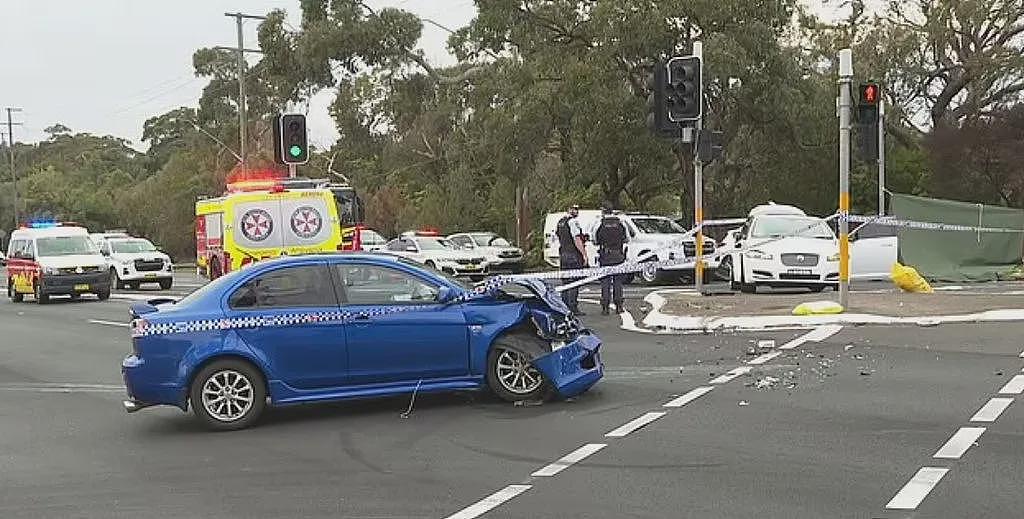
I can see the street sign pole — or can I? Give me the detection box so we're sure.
[878,98,886,216]
[692,41,705,295]
[838,49,853,308]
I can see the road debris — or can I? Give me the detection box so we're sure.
[754,376,780,390]
[738,400,749,407]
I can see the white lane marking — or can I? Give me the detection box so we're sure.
[709,366,751,384]
[87,319,130,328]
[605,412,667,438]
[779,324,844,349]
[885,467,949,510]
[0,383,124,393]
[579,298,602,305]
[747,350,783,365]
[663,386,714,408]
[109,294,170,301]
[619,309,657,334]
[998,375,1024,394]
[970,398,1013,422]
[530,443,607,477]
[443,484,532,519]
[933,427,986,459]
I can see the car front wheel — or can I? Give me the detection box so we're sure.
[110,269,125,290]
[189,359,266,431]
[487,334,552,402]
[8,281,23,303]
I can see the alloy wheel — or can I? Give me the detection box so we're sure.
[200,370,254,422]
[494,348,543,395]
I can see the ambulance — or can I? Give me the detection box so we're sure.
[195,175,364,279]
[5,222,111,303]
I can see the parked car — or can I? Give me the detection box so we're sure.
[358,228,388,252]
[848,219,898,280]
[543,211,717,284]
[121,253,603,430]
[448,232,524,274]
[95,236,174,290]
[383,231,488,280]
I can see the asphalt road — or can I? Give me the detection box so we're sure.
[0,271,1021,518]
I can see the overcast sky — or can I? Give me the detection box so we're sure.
[0,0,850,150]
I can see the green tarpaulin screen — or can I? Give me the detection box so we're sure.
[891,193,1024,282]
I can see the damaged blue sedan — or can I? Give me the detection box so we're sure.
[122,254,602,430]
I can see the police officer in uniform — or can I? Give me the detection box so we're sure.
[593,204,628,315]
[555,204,588,314]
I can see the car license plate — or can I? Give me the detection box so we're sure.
[145,273,157,278]
[74,284,90,291]
[787,269,812,275]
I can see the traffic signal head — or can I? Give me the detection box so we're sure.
[646,61,678,138]
[274,113,308,165]
[667,56,702,122]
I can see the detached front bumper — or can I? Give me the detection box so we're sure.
[531,333,603,398]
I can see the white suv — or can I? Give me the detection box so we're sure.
[543,211,717,284]
[447,232,524,274]
[96,237,174,290]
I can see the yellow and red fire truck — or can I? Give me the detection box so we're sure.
[195,174,364,279]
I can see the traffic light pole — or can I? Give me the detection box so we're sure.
[837,49,853,309]
[691,41,705,295]
[878,98,886,216]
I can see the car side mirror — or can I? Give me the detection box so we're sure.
[734,241,742,249]
[437,285,458,304]
[101,249,110,256]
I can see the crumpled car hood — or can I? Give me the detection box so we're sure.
[499,277,571,316]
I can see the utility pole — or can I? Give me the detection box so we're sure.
[837,49,853,308]
[878,98,886,216]
[219,12,266,168]
[5,107,24,228]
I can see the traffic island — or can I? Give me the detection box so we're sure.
[642,288,1024,332]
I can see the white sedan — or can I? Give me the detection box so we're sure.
[382,235,488,280]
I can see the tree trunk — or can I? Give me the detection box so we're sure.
[514,181,525,247]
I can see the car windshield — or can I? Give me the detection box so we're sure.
[751,216,835,239]
[631,217,685,234]
[35,236,98,257]
[416,237,453,250]
[111,239,157,254]
[360,230,385,245]
[471,233,510,247]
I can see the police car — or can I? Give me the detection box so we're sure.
[6,222,111,303]
[93,235,174,290]
[383,231,488,279]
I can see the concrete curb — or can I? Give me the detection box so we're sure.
[641,290,1024,332]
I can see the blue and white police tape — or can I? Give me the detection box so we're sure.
[848,214,1024,234]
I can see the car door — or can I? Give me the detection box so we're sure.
[334,262,469,385]
[851,222,897,280]
[226,262,348,390]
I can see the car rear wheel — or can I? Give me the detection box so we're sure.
[190,359,266,431]
[8,281,23,303]
[809,285,826,293]
[425,260,437,270]
[487,334,552,403]
[638,260,661,285]
[159,279,172,290]
[96,289,110,301]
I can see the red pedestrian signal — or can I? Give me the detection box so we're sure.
[860,83,879,105]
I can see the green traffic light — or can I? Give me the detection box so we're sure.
[289,145,303,157]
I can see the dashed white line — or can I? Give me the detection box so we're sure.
[970,397,1013,422]
[663,386,715,408]
[87,319,130,328]
[747,350,783,365]
[779,324,843,349]
[443,485,532,519]
[709,367,751,384]
[933,427,986,459]
[885,467,950,510]
[530,443,607,477]
[997,374,1024,394]
[605,412,667,438]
